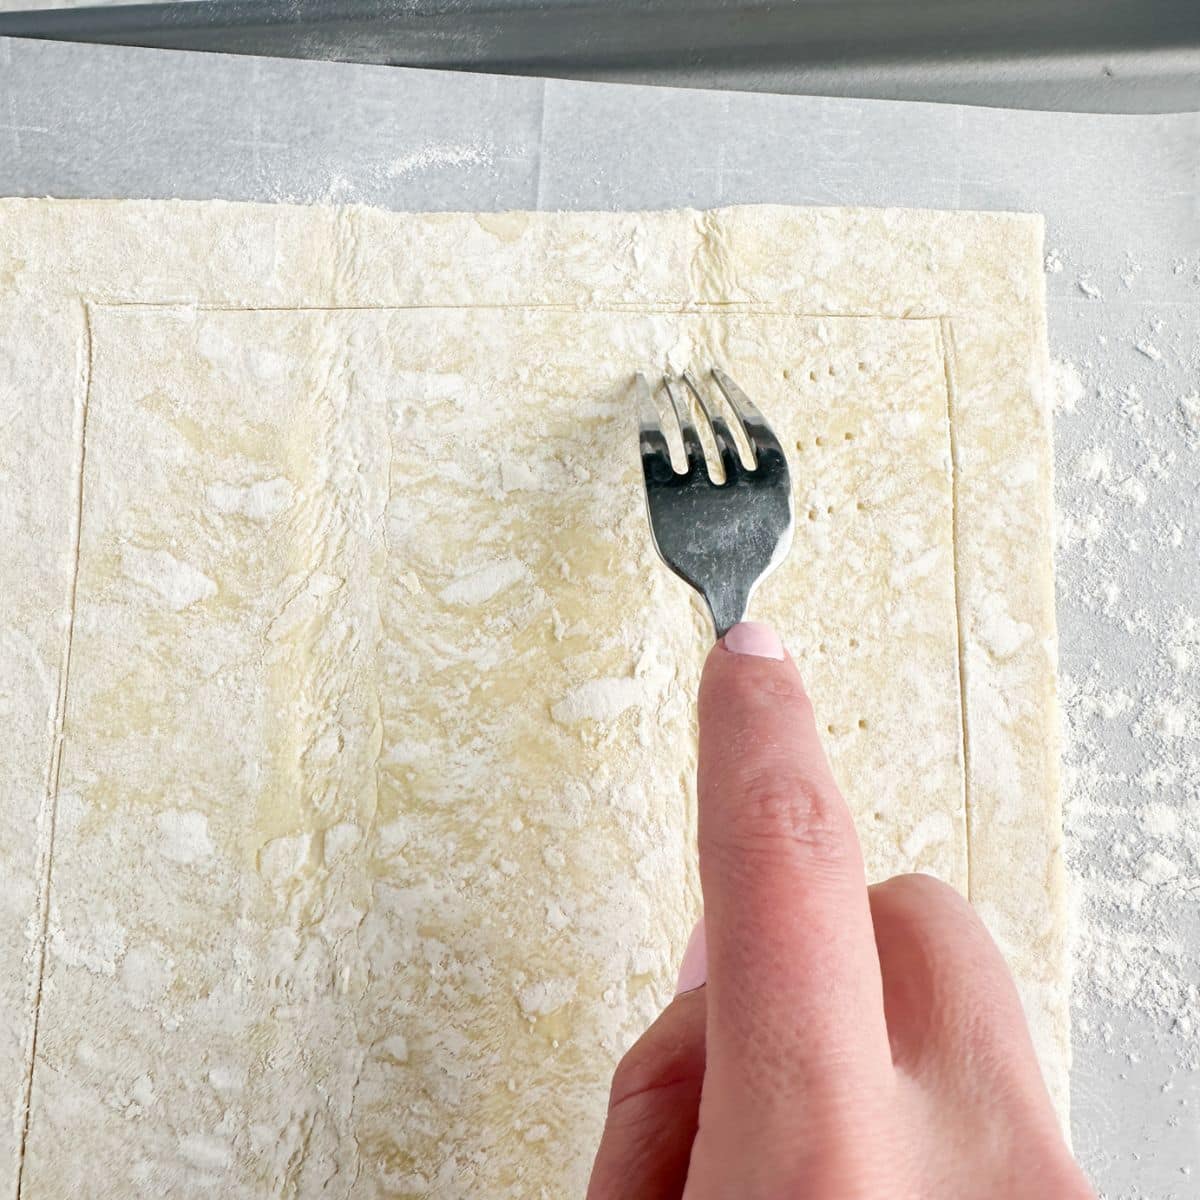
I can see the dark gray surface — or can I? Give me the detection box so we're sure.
[2,0,1200,113]
[2,35,1198,1199]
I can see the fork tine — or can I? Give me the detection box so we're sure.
[635,372,674,477]
[663,374,707,476]
[711,366,782,460]
[683,369,742,481]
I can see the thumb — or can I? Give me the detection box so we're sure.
[587,973,707,1200]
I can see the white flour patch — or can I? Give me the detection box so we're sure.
[121,546,216,611]
[179,1132,232,1173]
[206,477,294,521]
[901,811,954,859]
[439,557,528,606]
[1075,445,1112,483]
[120,944,172,1009]
[265,142,493,204]
[49,920,127,976]
[156,810,215,865]
[1049,357,1085,414]
[1180,392,1200,437]
[381,1034,410,1063]
[259,833,312,886]
[975,592,1033,660]
[517,977,577,1019]
[388,143,493,178]
[550,677,643,725]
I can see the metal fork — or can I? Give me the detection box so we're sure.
[636,366,794,639]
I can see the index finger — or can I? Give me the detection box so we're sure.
[691,624,893,1172]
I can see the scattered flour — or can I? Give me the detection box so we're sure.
[975,591,1033,659]
[267,141,494,204]
[156,810,215,866]
[120,945,172,1010]
[1180,393,1200,438]
[1075,445,1112,483]
[550,677,643,725]
[121,547,216,611]
[206,477,294,521]
[381,1034,410,1063]
[1049,357,1085,414]
[517,977,577,1019]
[439,558,528,606]
[901,811,954,859]
[178,1132,232,1173]
[388,143,493,178]
[1056,304,1200,1115]
[500,460,540,492]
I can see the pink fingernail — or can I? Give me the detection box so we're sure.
[675,917,707,994]
[723,621,784,660]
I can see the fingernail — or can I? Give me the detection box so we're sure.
[723,621,784,660]
[675,917,707,994]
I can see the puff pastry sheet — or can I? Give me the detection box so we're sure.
[0,201,1064,1197]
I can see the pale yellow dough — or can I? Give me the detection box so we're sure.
[0,201,1064,1198]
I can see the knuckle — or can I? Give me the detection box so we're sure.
[606,1006,700,1115]
[604,1062,680,1133]
[607,1040,661,1112]
[721,661,814,714]
[724,767,853,865]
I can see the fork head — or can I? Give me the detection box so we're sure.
[636,366,794,639]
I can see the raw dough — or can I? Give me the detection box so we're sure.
[0,201,1064,1198]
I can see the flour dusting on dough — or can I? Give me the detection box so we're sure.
[156,810,214,865]
[206,477,294,521]
[439,557,528,605]
[551,677,644,725]
[121,546,216,610]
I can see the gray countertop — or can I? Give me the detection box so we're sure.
[2,35,1197,1199]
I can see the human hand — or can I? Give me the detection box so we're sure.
[588,623,1093,1199]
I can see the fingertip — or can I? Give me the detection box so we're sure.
[702,623,810,712]
[722,621,785,660]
